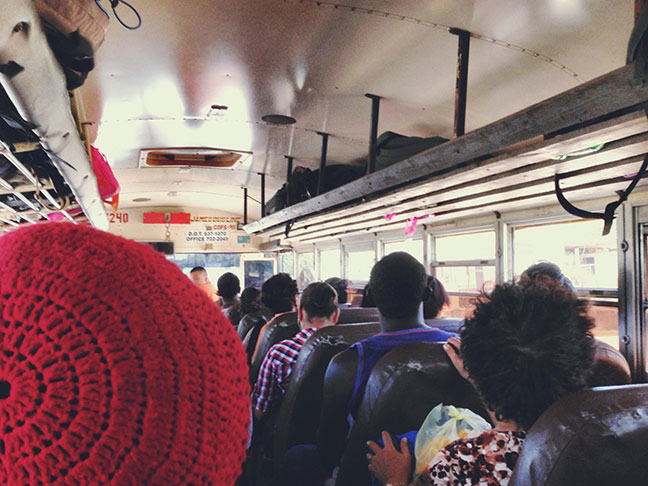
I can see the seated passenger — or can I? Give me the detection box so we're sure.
[190,265,219,302]
[218,271,242,326]
[422,275,450,319]
[238,286,272,339]
[367,283,595,486]
[0,223,249,485]
[361,283,376,307]
[318,252,457,470]
[325,277,352,308]
[243,273,299,363]
[520,261,575,291]
[252,282,340,420]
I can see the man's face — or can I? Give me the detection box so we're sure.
[190,270,208,285]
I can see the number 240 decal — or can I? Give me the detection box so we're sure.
[109,213,129,224]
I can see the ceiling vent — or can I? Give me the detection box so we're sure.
[138,147,252,169]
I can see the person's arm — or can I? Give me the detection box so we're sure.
[317,349,358,469]
[251,347,279,421]
[367,432,413,486]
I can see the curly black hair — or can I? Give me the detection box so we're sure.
[261,273,298,315]
[460,282,595,430]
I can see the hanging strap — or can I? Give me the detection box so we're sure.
[554,154,648,235]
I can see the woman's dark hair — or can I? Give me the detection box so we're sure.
[522,262,575,292]
[217,272,241,299]
[460,283,595,430]
[261,273,298,315]
[300,282,338,320]
[325,277,348,304]
[240,287,261,315]
[423,275,450,319]
[361,283,375,308]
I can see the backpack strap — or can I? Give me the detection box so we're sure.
[554,154,648,235]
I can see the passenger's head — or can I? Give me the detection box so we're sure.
[240,287,262,315]
[190,266,208,285]
[299,282,340,328]
[369,252,426,319]
[297,267,315,292]
[0,223,249,485]
[361,283,376,308]
[423,275,450,319]
[460,283,595,430]
[261,273,298,315]
[217,272,241,300]
[521,261,575,292]
[325,277,349,304]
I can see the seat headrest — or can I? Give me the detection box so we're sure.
[587,339,631,387]
[509,384,648,486]
[337,307,380,324]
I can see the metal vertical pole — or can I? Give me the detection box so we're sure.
[285,155,294,182]
[450,28,470,138]
[243,187,248,224]
[259,173,266,217]
[365,93,381,175]
[317,132,329,196]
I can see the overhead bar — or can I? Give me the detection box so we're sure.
[450,28,471,138]
[365,94,381,175]
[243,187,248,225]
[259,173,266,217]
[285,155,294,182]
[317,132,329,196]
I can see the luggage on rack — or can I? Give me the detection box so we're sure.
[374,131,448,172]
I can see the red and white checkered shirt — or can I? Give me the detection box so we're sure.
[252,328,315,414]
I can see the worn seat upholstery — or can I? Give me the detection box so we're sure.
[587,339,631,387]
[334,342,488,486]
[509,384,648,486]
[248,311,299,385]
[337,307,380,324]
[273,323,381,469]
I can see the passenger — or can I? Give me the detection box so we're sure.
[325,277,352,308]
[251,282,340,420]
[190,265,219,302]
[520,261,575,292]
[422,275,450,319]
[367,283,595,486]
[0,223,249,485]
[297,267,316,292]
[361,283,376,307]
[243,273,299,364]
[318,252,457,470]
[238,286,272,340]
[218,271,242,326]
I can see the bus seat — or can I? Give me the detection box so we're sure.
[337,307,380,324]
[587,339,632,387]
[509,384,648,486]
[249,311,299,385]
[424,317,464,333]
[273,323,381,470]
[335,342,487,486]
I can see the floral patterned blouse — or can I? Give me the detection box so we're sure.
[417,430,526,486]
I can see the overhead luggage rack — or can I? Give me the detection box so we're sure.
[0,0,108,232]
[243,64,648,244]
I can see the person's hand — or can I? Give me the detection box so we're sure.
[366,431,411,485]
[443,337,470,381]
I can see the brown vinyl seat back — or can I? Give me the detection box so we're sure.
[587,339,631,387]
[248,311,299,385]
[509,384,648,486]
[273,323,381,469]
[335,342,488,486]
[337,307,380,324]
[424,317,464,334]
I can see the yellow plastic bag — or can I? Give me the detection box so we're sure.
[414,404,491,476]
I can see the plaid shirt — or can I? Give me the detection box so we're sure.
[252,328,315,414]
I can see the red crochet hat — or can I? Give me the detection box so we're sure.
[0,223,250,485]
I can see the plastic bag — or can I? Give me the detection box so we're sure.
[414,404,491,476]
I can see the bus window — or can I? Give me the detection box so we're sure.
[168,253,242,284]
[513,219,619,349]
[346,250,375,283]
[279,251,295,277]
[319,249,341,281]
[244,260,274,289]
[297,251,315,274]
[432,230,496,318]
[384,238,424,264]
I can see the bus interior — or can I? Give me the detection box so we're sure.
[1,0,648,484]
